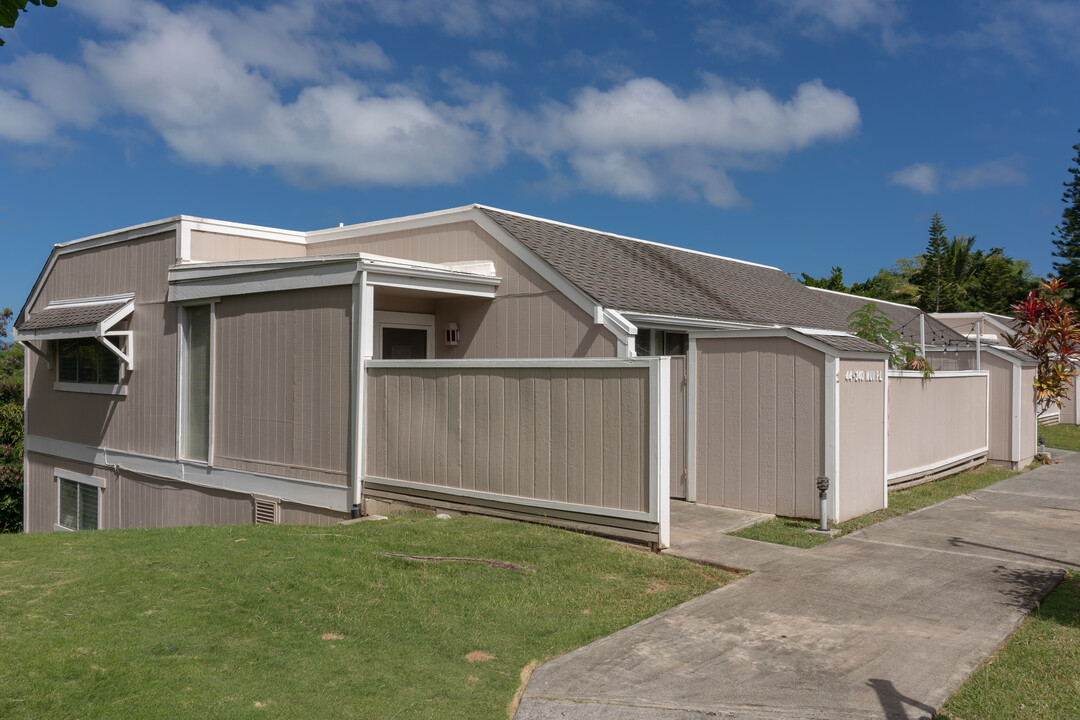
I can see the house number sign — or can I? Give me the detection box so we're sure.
[844,369,882,382]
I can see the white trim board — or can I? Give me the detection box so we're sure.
[27,436,349,511]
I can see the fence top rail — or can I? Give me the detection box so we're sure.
[366,358,667,370]
[887,370,990,379]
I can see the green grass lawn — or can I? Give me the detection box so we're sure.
[1040,422,1080,452]
[730,463,1020,548]
[936,571,1080,720]
[0,516,734,720]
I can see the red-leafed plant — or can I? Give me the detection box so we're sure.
[1006,279,1080,420]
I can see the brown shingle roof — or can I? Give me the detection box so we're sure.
[479,207,965,345]
[18,300,130,331]
[805,334,890,354]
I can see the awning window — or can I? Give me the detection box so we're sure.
[14,293,135,371]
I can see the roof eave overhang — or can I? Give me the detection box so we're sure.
[167,256,502,303]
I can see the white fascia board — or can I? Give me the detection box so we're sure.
[984,345,1037,368]
[168,263,360,302]
[169,255,501,302]
[602,309,637,358]
[304,204,478,244]
[472,203,782,271]
[180,216,307,245]
[13,298,136,345]
[467,208,602,321]
[28,435,349,511]
[618,312,771,331]
[366,357,654,370]
[690,326,857,359]
[22,221,180,320]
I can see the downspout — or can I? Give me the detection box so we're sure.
[919,314,926,358]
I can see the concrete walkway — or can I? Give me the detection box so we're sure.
[665,500,809,572]
[516,455,1080,720]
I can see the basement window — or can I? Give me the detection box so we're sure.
[55,470,105,531]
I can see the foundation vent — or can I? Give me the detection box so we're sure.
[253,496,280,525]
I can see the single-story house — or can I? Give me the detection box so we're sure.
[15,205,1005,545]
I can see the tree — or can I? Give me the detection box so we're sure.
[799,266,847,292]
[0,0,56,46]
[0,307,23,532]
[916,212,954,312]
[1051,128,1080,310]
[1005,279,1080,421]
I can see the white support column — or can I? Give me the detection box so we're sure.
[686,336,698,503]
[350,273,375,513]
[1011,362,1022,465]
[882,359,889,509]
[653,357,672,549]
[824,355,840,523]
[919,314,926,358]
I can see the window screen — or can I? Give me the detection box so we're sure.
[58,478,99,531]
[181,305,211,461]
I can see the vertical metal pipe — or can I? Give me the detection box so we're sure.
[975,319,982,371]
[919,314,926,358]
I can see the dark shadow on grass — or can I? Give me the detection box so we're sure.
[946,536,1080,570]
[867,678,936,720]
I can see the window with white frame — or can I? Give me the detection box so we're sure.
[181,304,212,462]
[55,470,105,531]
[57,338,122,384]
[374,312,434,359]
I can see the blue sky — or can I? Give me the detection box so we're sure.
[2,0,1079,316]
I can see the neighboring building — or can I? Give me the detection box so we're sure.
[16,205,991,540]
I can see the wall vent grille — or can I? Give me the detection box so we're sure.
[253,496,280,525]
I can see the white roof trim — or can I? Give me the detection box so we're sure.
[167,254,501,303]
[806,285,924,312]
[619,311,777,331]
[472,204,781,271]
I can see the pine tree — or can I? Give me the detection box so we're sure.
[1052,128,1080,310]
[917,212,950,312]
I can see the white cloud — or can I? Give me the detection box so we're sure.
[470,50,515,71]
[891,158,1027,195]
[5,0,502,186]
[955,0,1080,65]
[947,158,1027,190]
[694,19,779,60]
[782,0,900,32]
[0,1,862,204]
[522,77,860,207]
[890,163,939,194]
[347,0,610,37]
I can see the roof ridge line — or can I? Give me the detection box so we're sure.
[474,204,782,272]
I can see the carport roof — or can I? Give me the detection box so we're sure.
[478,206,965,344]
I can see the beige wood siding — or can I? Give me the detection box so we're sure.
[669,355,687,499]
[838,360,887,519]
[695,337,825,517]
[25,452,251,531]
[25,233,179,459]
[887,373,988,483]
[23,452,347,533]
[984,354,1014,463]
[365,364,650,513]
[1060,377,1078,425]
[1020,366,1036,464]
[188,230,307,262]
[312,221,617,358]
[213,287,352,485]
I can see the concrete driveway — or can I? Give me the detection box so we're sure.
[515,454,1080,720]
